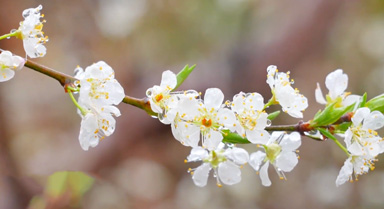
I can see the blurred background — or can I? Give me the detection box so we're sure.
[1,0,384,208]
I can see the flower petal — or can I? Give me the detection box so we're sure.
[187,147,209,162]
[249,151,266,171]
[280,132,301,151]
[352,107,370,126]
[160,70,177,89]
[325,69,348,99]
[203,130,223,150]
[259,162,271,187]
[275,151,298,172]
[224,147,249,164]
[192,163,211,187]
[363,111,384,130]
[315,83,327,104]
[335,157,353,187]
[218,161,241,185]
[204,88,224,110]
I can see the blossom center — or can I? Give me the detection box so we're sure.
[155,93,164,102]
[202,118,212,128]
[265,143,282,163]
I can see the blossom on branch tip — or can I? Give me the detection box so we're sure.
[249,131,301,187]
[17,5,48,58]
[231,92,270,144]
[186,143,249,187]
[315,69,360,107]
[266,65,308,118]
[0,51,25,82]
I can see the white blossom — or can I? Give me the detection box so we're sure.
[344,107,384,157]
[74,61,125,150]
[172,88,237,150]
[146,70,198,124]
[249,131,301,187]
[266,65,308,118]
[17,5,48,58]
[335,107,384,186]
[315,69,360,107]
[231,92,270,144]
[0,51,25,82]
[75,61,125,107]
[186,143,249,187]
[336,155,377,186]
[78,105,120,151]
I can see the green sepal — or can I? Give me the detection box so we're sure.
[267,110,280,121]
[365,93,384,113]
[222,130,250,144]
[173,64,196,91]
[311,102,354,127]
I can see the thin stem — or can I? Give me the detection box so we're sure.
[122,96,156,116]
[318,127,350,156]
[0,32,17,41]
[67,88,88,116]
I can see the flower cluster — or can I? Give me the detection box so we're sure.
[73,61,125,151]
[336,107,384,186]
[315,69,384,186]
[16,5,48,58]
[147,65,306,186]
[0,51,25,82]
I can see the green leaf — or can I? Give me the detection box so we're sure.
[365,93,384,113]
[311,102,354,127]
[222,130,250,144]
[267,110,280,121]
[357,93,367,108]
[173,64,196,91]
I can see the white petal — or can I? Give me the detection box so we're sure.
[352,107,370,126]
[315,83,327,104]
[348,142,363,156]
[224,147,249,164]
[363,111,384,130]
[246,129,269,145]
[245,92,264,111]
[280,132,301,151]
[217,108,237,132]
[79,113,99,151]
[342,95,360,107]
[187,147,209,161]
[0,68,15,82]
[344,129,353,148]
[160,70,177,89]
[275,151,298,172]
[249,151,266,171]
[204,88,224,110]
[266,65,277,89]
[325,69,348,99]
[192,163,211,187]
[203,130,223,150]
[336,157,353,187]
[232,92,245,113]
[218,161,241,185]
[259,162,271,187]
